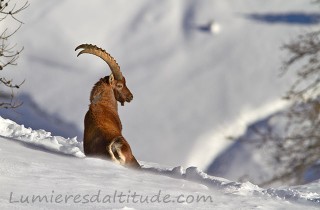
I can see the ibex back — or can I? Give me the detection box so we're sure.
[76,44,140,169]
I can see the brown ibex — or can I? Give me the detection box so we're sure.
[75,44,140,169]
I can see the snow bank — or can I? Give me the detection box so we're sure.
[0,116,84,158]
[0,116,319,209]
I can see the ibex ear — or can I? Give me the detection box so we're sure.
[108,74,115,85]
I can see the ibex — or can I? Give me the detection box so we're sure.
[75,44,140,169]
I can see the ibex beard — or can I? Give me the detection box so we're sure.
[76,44,140,169]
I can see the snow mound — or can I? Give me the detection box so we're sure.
[0,116,84,158]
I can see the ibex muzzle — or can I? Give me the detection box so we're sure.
[76,44,140,168]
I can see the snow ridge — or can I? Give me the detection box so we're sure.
[0,116,84,158]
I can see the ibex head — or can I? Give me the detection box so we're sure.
[75,44,133,106]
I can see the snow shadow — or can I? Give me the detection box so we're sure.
[0,93,81,139]
[246,12,320,25]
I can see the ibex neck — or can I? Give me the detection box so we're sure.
[90,82,118,111]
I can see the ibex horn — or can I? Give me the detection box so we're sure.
[75,44,123,80]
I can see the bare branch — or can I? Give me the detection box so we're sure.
[0,0,28,109]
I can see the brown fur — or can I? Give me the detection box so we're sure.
[83,76,140,169]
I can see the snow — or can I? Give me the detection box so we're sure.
[1,0,320,208]
[0,117,84,158]
[188,98,289,169]
[3,0,319,168]
[0,116,319,209]
[206,102,320,187]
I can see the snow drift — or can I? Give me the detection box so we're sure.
[0,116,319,209]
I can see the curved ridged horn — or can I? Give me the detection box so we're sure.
[75,44,123,80]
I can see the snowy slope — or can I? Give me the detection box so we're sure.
[4,0,320,168]
[207,109,292,186]
[207,103,320,187]
[0,117,319,209]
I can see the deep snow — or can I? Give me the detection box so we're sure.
[0,116,319,209]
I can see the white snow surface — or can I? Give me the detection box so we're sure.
[3,0,319,168]
[0,116,319,209]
